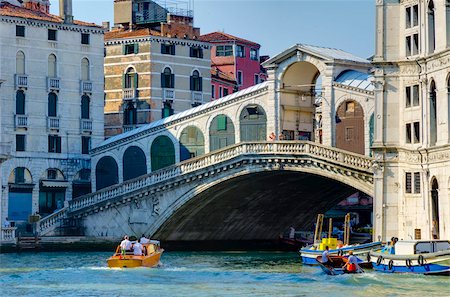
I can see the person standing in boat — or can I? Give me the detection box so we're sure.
[120,235,132,256]
[321,246,333,266]
[343,251,359,272]
[133,239,144,256]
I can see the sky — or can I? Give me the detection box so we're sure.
[50,0,375,59]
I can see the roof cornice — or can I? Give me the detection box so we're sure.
[105,35,212,49]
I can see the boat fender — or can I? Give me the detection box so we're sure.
[388,259,394,270]
[418,255,424,266]
[366,253,371,262]
[405,259,412,268]
[376,256,383,266]
[337,249,343,256]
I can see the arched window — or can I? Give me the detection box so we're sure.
[16,51,25,74]
[151,136,175,171]
[81,95,90,119]
[123,146,147,181]
[209,114,235,151]
[161,67,174,88]
[431,178,440,239]
[16,90,25,115]
[95,156,119,190]
[190,70,203,91]
[123,67,137,89]
[48,54,57,77]
[81,58,90,81]
[180,126,205,161]
[48,92,57,117]
[124,102,137,125]
[240,105,267,141]
[428,1,436,53]
[430,80,437,146]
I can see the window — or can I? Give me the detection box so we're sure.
[413,121,420,143]
[47,169,57,180]
[223,88,229,96]
[15,167,25,184]
[81,95,90,119]
[16,25,25,37]
[190,70,202,92]
[405,5,419,28]
[48,54,57,77]
[405,172,412,193]
[16,135,25,152]
[48,29,57,41]
[16,51,25,74]
[123,68,137,89]
[16,90,25,115]
[190,47,203,58]
[414,172,421,193]
[161,43,175,55]
[48,135,61,153]
[237,71,243,86]
[236,45,245,57]
[406,33,419,56]
[219,86,223,98]
[161,67,174,88]
[48,92,57,117]
[405,122,421,144]
[250,48,258,60]
[254,74,259,85]
[81,136,91,154]
[217,115,227,131]
[212,85,215,99]
[216,45,233,56]
[81,58,90,81]
[81,33,90,45]
[124,43,138,55]
[405,85,420,107]
[124,102,137,125]
[162,101,173,118]
[428,1,436,53]
[406,172,421,194]
[406,123,412,143]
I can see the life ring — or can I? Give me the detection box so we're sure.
[337,249,343,256]
[366,253,371,262]
[376,256,383,266]
[388,259,394,270]
[418,255,424,266]
[405,259,412,268]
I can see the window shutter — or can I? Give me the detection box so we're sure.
[122,45,126,55]
[134,43,139,54]
[171,44,175,55]
[57,137,61,153]
[170,74,175,88]
[199,77,203,91]
[199,49,203,59]
[134,73,138,88]
[189,47,193,57]
[161,44,164,54]
[217,115,227,131]
[190,76,194,91]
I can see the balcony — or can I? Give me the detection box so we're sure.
[15,74,28,89]
[47,116,60,130]
[14,114,28,128]
[80,80,92,94]
[47,77,60,92]
[163,88,175,101]
[80,119,92,132]
[123,125,137,132]
[123,88,137,100]
[191,91,203,103]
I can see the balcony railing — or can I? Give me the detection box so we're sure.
[14,114,28,128]
[123,88,137,100]
[15,74,28,89]
[1,227,17,242]
[47,77,60,91]
[163,88,175,101]
[123,125,137,132]
[80,80,92,94]
[47,116,60,129]
[191,91,203,103]
[80,119,92,132]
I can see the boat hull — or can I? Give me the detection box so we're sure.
[300,241,382,266]
[370,250,450,275]
[107,251,163,268]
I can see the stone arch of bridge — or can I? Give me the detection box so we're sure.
[153,167,372,241]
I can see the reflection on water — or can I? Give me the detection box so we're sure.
[0,251,449,297]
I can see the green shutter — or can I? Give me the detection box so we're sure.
[170,74,175,88]
[122,45,126,55]
[134,43,139,54]
[134,73,138,88]
[190,76,194,91]
[199,77,203,91]
[217,115,227,131]
[161,73,165,88]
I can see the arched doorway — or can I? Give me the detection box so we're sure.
[123,146,147,181]
[430,80,437,146]
[209,114,235,151]
[8,167,33,221]
[431,178,439,239]
[280,61,320,140]
[240,104,267,141]
[151,136,175,171]
[39,168,67,216]
[180,126,205,161]
[335,100,365,155]
[96,156,118,190]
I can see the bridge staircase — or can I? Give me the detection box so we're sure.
[36,141,374,236]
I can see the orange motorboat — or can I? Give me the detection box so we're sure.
[107,241,164,268]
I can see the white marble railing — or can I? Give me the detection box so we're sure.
[15,114,28,128]
[81,119,93,131]
[80,80,93,93]
[47,77,60,91]
[123,88,136,100]
[15,74,28,88]
[38,208,68,236]
[47,116,60,129]
[1,227,17,242]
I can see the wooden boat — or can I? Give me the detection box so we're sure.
[316,255,364,275]
[369,240,450,275]
[107,242,164,268]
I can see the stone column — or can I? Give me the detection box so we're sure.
[374,0,385,62]
[372,157,385,241]
[320,65,335,147]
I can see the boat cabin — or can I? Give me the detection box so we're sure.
[395,240,450,255]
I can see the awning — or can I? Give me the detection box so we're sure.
[41,180,69,188]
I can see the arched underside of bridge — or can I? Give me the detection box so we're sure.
[154,171,363,241]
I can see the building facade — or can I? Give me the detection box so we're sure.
[0,0,104,230]
[199,32,266,98]
[104,0,212,138]
[372,0,450,241]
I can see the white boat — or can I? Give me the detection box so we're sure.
[369,240,450,275]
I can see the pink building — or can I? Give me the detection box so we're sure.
[199,32,266,99]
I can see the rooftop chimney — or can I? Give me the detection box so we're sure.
[59,0,73,24]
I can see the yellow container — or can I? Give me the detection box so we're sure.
[320,238,337,249]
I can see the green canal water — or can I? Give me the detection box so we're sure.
[0,251,449,297]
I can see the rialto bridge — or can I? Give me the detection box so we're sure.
[37,44,378,240]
